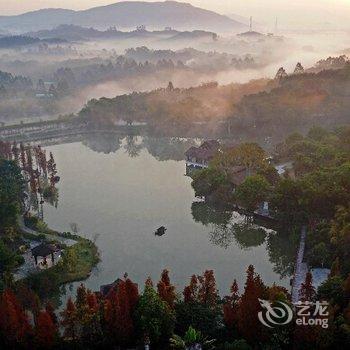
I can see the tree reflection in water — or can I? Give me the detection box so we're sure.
[124,135,142,158]
[191,201,232,227]
[191,201,295,279]
[209,224,235,249]
[266,231,297,278]
[142,137,197,161]
[81,134,197,162]
[231,223,267,250]
[82,132,122,154]
[208,223,267,250]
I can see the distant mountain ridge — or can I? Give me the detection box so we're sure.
[0,1,246,33]
[26,24,217,42]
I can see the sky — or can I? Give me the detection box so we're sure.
[0,0,349,27]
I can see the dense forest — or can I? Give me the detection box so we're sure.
[230,62,350,136]
[76,57,350,138]
[79,79,271,135]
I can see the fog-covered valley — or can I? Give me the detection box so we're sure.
[1,1,350,127]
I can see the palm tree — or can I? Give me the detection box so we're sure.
[170,326,215,350]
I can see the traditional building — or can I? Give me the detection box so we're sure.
[31,242,58,266]
[185,140,220,170]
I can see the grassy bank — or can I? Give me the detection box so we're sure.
[17,218,100,300]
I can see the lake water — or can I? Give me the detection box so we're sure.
[43,134,293,298]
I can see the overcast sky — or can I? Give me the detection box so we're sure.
[1,0,349,27]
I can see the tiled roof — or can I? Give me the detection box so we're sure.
[185,140,220,161]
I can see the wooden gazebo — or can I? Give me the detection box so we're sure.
[31,243,57,265]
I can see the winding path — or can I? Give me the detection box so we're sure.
[14,217,77,281]
[291,226,308,303]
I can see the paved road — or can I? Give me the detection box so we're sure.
[18,216,76,246]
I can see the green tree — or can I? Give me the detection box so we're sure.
[330,205,350,274]
[318,276,345,307]
[175,301,222,340]
[170,326,215,349]
[235,175,270,213]
[191,167,227,198]
[270,178,306,226]
[134,283,175,345]
[0,160,25,232]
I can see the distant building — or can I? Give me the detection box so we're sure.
[100,278,138,299]
[185,140,220,170]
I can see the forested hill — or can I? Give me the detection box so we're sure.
[79,60,350,138]
[230,64,350,136]
[78,80,269,134]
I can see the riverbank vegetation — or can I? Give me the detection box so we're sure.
[0,142,98,299]
[191,126,350,265]
[191,125,350,346]
[23,237,99,300]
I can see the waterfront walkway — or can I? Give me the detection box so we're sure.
[291,226,308,303]
[14,217,77,281]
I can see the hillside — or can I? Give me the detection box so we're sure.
[230,64,350,136]
[0,1,246,33]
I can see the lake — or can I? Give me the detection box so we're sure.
[43,134,293,299]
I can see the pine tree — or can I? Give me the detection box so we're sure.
[103,278,139,345]
[83,290,101,343]
[198,270,219,306]
[275,67,288,80]
[237,265,265,343]
[60,297,77,340]
[294,62,304,74]
[115,281,134,343]
[35,311,56,348]
[183,275,199,303]
[45,302,58,326]
[125,278,139,311]
[299,272,316,302]
[0,289,32,346]
[223,279,240,329]
[157,269,176,308]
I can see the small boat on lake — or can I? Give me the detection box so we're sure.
[155,226,167,236]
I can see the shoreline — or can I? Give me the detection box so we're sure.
[15,216,100,300]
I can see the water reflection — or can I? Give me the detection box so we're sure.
[141,137,197,161]
[124,135,142,158]
[232,224,267,250]
[42,137,294,304]
[79,132,198,161]
[266,232,297,279]
[82,132,122,154]
[191,201,294,279]
[191,201,232,226]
